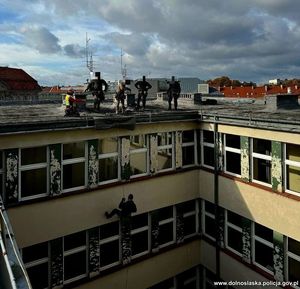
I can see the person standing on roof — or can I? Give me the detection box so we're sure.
[134,76,152,110]
[105,194,137,219]
[167,76,181,110]
[85,72,108,111]
[115,81,131,114]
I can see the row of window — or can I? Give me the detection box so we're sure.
[0,131,197,202]
[22,198,300,289]
[202,131,300,196]
[1,130,300,202]
[203,200,300,286]
[22,200,199,289]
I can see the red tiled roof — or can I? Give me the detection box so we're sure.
[0,67,41,91]
[220,85,300,98]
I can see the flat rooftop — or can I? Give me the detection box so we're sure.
[1,97,300,134]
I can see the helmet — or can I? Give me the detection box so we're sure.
[67,89,74,95]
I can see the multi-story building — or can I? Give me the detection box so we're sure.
[1,94,300,289]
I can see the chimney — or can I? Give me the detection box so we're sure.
[280,84,283,89]
[265,85,268,92]
[287,87,292,94]
[295,85,298,90]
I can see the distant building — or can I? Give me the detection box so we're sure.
[0,67,41,100]
[269,78,281,85]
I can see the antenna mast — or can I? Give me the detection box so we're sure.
[121,48,127,80]
[86,33,94,73]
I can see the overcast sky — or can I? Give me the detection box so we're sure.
[1,0,300,86]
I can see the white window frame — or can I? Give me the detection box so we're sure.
[98,137,120,185]
[158,206,176,249]
[23,244,49,289]
[62,142,87,193]
[130,213,150,259]
[251,138,272,187]
[286,237,300,289]
[225,211,243,257]
[182,130,197,168]
[157,132,175,173]
[19,146,49,201]
[63,231,88,284]
[201,130,214,170]
[129,135,149,178]
[284,143,300,197]
[181,200,198,240]
[202,200,216,242]
[224,134,241,177]
[252,223,274,275]
[99,224,121,271]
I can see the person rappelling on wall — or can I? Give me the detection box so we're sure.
[134,75,152,110]
[85,72,108,112]
[105,194,137,219]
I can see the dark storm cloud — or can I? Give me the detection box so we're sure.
[63,44,85,58]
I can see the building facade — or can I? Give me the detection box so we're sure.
[1,98,300,289]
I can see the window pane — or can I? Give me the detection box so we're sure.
[27,263,48,289]
[203,131,214,144]
[21,146,46,165]
[253,158,271,183]
[64,251,86,281]
[99,138,118,154]
[132,230,149,256]
[99,157,118,182]
[21,168,47,198]
[64,231,86,251]
[130,135,147,148]
[100,240,119,267]
[226,134,240,149]
[159,222,174,246]
[255,223,273,243]
[183,130,194,143]
[158,207,173,221]
[158,132,172,146]
[130,151,147,175]
[184,215,196,236]
[131,213,148,230]
[227,211,242,227]
[288,257,300,282]
[225,151,241,175]
[158,148,172,170]
[63,142,85,159]
[286,143,300,162]
[183,146,195,166]
[253,139,271,155]
[227,227,242,253]
[203,146,214,167]
[205,216,216,239]
[287,165,300,193]
[100,222,119,240]
[288,238,300,256]
[177,201,195,215]
[23,242,48,263]
[254,241,273,271]
[63,162,85,189]
[205,201,215,215]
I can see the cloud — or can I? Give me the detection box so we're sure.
[20,26,61,54]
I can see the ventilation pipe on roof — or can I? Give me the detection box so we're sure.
[287,87,292,94]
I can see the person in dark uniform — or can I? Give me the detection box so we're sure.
[85,72,108,111]
[105,194,137,218]
[167,76,181,110]
[134,76,152,110]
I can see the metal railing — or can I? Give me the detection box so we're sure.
[0,199,32,289]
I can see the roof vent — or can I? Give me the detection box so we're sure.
[266,94,299,110]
